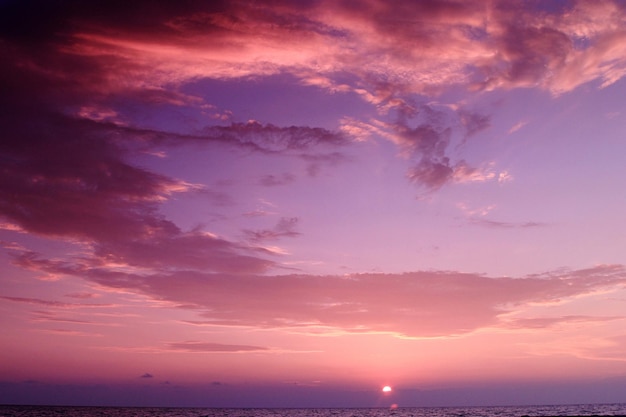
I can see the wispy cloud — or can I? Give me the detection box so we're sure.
[167,341,269,353]
[468,218,547,229]
[244,217,301,242]
[508,121,528,134]
[31,310,95,325]
[503,315,624,329]
[0,296,111,308]
[258,173,296,187]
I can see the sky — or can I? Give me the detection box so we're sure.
[1,0,626,409]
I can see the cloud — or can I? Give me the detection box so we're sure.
[468,218,546,229]
[0,2,353,279]
[31,311,94,325]
[92,231,276,274]
[167,341,269,353]
[459,111,491,138]
[3,0,626,198]
[300,152,349,177]
[258,173,296,187]
[140,373,154,378]
[42,329,102,337]
[2,0,626,343]
[0,93,336,278]
[244,217,301,242]
[508,121,528,134]
[65,292,97,300]
[584,334,626,361]
[4,0,626,98]
[407,158,456,190]
[201,121,347,153]
[483,23,573,90]
[13,255,626,338]
[0,296,110,308]
[378,103,494,189]
[503,315,624,330]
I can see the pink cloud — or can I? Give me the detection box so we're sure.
[584,334,626,360]
[167,341,269,353]
[30,310,95,325]
[4,0,625,195]
[7,1,626,99]
[503,315,624,329]
[12,254,626,338]
[65,292,98,300]
[0,296,110,309]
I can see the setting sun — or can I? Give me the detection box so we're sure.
[382,386,392,393]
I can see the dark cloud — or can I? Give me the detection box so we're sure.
[0,10,348,278]
[2,0,626,341]
[480,5,574,88]
[201,122,346,154]
[140,373,154,378]
[0,0,225,43]
[3,0,623,198]
[459,111,491,138]
[386,104,490,189]
[258,173,296,187]
[300,152,349,177]
[244,217,301,242]
[407,158,456,189]
[0,106,180,243]
[0,110,279,274]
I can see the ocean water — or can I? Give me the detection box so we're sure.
[1,404,626,417]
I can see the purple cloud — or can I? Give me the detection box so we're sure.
[258,173,296,187]
[201,122,347,153]
[244,217,301,242]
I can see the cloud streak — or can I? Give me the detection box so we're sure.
[167,341,269,353]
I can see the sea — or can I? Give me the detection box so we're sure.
[1,404,626,417]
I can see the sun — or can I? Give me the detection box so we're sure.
[382,385,392,393]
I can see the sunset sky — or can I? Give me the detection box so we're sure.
[2,0,626,408]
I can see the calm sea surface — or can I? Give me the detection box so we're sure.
[1,404,626,417]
